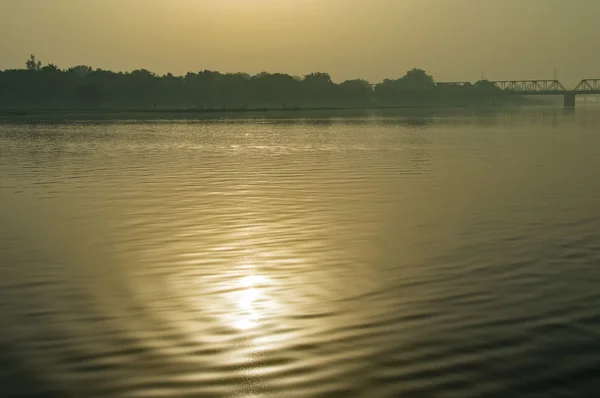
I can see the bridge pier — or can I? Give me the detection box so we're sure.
[564,93,576,108]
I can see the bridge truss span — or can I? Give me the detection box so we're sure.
[573,79,600,94]
[491,80,567,94]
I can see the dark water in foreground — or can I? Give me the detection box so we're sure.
[1,109,600,397]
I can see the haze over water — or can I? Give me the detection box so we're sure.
[1,109,600,397]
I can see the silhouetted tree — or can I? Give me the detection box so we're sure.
[76,84,103,106]
[42,64,61,72]
[340,79,372,104]
[400,68,435,91]
[474,80,501,93]
[68,65,93,77]
[303,72,336,104]
[25,55,42,71]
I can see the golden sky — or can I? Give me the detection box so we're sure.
[1,0,598,86]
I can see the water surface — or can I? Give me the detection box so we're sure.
[1,109,600,397]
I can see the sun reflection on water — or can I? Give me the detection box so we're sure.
[228,273,277,332]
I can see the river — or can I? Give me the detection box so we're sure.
[1,108,600,397]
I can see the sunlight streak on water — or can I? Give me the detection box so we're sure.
[230,274,273,331]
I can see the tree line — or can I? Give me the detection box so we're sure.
[0,55,514,110]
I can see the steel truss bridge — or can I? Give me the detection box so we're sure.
[437,79,600,107]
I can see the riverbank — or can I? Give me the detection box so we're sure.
[0,102,530,121]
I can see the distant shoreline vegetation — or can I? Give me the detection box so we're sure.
[0,55,524,110]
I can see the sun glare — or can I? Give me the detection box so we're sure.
[230,274,273,331]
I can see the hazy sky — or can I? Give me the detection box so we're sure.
[1,0,598,86]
